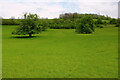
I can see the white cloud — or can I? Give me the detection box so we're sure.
[77,0,119,2]
[0,2,64,19]
[0,0,119,19]
[0,0,119,2]
[76,2,118,18]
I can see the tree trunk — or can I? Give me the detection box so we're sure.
[29,33,32,37]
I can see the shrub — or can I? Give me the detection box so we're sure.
[41,26,47,31]
[96,25,103,28]
[96,18,103,24]
[110,18,117,24]
[76,23,83,33]
[115,24,119,27]
[76,15,95,34]
[100,25,103,28]
[96,25,100,27]
[103,21,107,25]
[115,23,120,27]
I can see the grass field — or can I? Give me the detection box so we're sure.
[2,25,118,78]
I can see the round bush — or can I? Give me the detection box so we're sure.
[76,15,95,34]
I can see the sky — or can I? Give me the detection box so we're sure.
[0,0,119,19]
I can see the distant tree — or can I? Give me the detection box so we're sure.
[103,21,107,24]
[96,18,103,24]
[110,18,117,24]
[39,19,48,31]
[106,15,111,20]
[76,15,95,34]
[12,13,41,37]
[73,13,79,19]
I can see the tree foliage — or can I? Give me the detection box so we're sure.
[96,18,103,24]
[115,19,120,27]
[12,13,41,37]
[2,19,20,25]
[76,15,95,34]
[110,18,117,24]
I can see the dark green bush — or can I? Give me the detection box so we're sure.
[96,18,103,24]
[103,21,108,25]
[96,25,99,27]
[100,25,103,28]
[2,19,20,25]
[96,25,103,28]
[115,24,120,27]
[110,18,117,24]
[76,15,95,34]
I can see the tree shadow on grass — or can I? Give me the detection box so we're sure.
[9,36,40,39]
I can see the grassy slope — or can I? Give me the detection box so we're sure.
[2,25,118,78]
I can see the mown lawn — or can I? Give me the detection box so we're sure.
[2,25,118,78]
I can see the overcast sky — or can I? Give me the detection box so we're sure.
[0,0,119,19]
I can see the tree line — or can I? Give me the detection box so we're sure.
[10,13,120,37]
[2,13,118,25]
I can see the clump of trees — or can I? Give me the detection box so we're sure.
[59,13,111,20]
[2,13,114,29]
[12,13,41,37]
[76,15,95,34]
[48,18,76,29]
[2,12,118,32]
[110,18,117,24]
[96,18,103,24]
[47,13,112,29]
[95,18,104,28]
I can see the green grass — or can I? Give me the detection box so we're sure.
[93,19,110,23]
[2,25,118,78]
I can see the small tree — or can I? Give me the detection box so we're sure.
[96,17,103,24]
[76,15,95,34]
[110,18,117,24]
[12,13,41,37]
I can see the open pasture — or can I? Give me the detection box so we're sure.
[2,25,118,78]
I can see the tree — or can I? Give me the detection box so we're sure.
[106,15,111,20]
[76,15,95,34]
[96,17,103,24]
[39,19,48,31]
[110,18,117,24]
[12,13,41,37]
